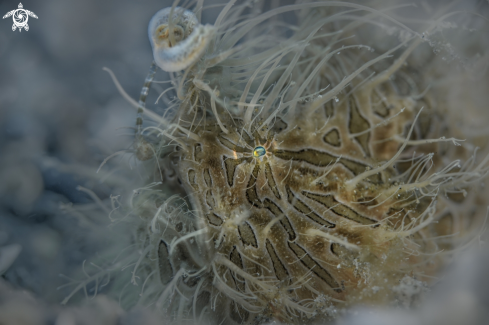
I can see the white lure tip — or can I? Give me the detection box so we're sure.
[148,7,215,72]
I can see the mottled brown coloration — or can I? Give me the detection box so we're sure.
[131,3,489,324]
[324,128,341,147]
[169,79,440,322]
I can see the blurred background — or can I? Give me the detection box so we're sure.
[0,0,182,323]
[0,0,155,286]
[0,0,488,324]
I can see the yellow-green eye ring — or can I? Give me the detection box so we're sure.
[253,146,266,158]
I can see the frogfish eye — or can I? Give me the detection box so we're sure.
[253,146,266,158]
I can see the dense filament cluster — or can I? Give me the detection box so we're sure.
[95,1,489,324]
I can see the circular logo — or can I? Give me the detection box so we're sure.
[14,10,28,27]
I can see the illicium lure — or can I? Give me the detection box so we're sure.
[148,6,215,72]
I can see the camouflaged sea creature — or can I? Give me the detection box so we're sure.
[99,1,489,324]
